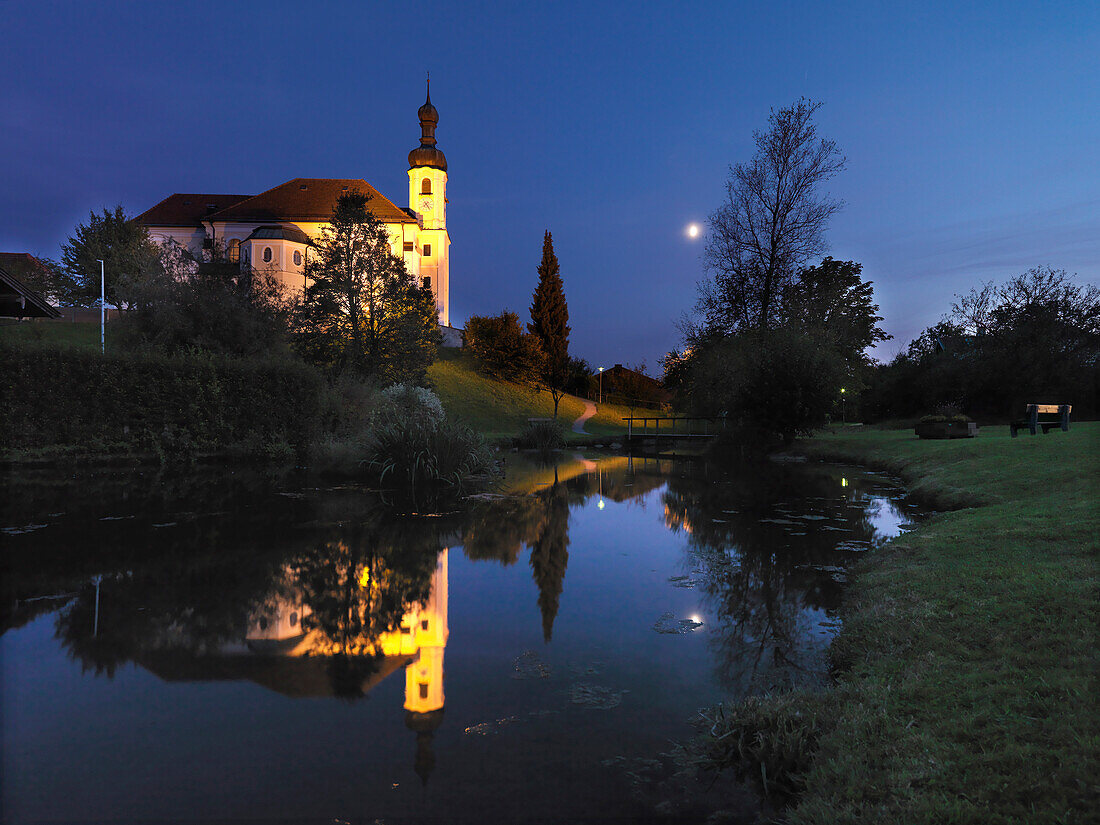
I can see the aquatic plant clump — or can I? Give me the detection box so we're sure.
[515,419,567,451]
[364,415,496,504]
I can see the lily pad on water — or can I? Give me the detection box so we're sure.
[464,716,520,735]
[652,612,704,634]
[512,650,552,679]
[570,683,625,710]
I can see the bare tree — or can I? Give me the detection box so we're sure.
[697,99,846,335]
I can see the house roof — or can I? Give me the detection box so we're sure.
[208,178,418,224]
[0,253,60,318]
[134,193,254,227]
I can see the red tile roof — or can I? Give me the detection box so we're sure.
[134,194,254,227]
[208,179,416,224]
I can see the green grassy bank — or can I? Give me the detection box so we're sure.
[734,424,1098,823]
[428,348,632,440]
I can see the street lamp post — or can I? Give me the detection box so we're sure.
[598,367,604,405]
[96,259,105,354]
[840,387,847,424]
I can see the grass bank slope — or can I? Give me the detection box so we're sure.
[428,349,632,440]
[0,320,101,350]
[780,424,1099,824]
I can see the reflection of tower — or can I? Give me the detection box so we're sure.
[403,548,448,784]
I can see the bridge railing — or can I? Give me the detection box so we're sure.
[622,416,726,439]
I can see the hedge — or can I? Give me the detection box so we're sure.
[1,341,324,455]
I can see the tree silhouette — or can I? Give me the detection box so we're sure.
[528,231,570,417]
[528,480,570,642]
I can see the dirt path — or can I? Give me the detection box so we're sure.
[572,400,598,434]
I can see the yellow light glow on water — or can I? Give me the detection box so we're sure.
[597,498,606,510]
[686,223,701,239]
[841,478,849,488]
[358,568,371,588]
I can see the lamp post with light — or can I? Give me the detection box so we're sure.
[96,259,105,354]
[598,366,604,405]
[840,387,846,424]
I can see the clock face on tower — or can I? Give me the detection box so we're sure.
[420,197,433,213]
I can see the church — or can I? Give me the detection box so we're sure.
[136,86,452,327]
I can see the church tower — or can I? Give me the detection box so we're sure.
[408,79,450,327]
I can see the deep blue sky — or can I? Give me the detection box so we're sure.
[3,0,1097,367]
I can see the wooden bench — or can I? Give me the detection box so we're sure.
[1010,404,1071,437]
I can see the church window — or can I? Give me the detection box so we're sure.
[289,612,298,627]
[401,625,411,634]
[419,683,429,699]
[403,241,414,251]
[421,619,429,630]
[421,178,432,195]
[293,250,302,266]
[422,276,431,289]
[423,244,431,257]
[258,616,269,630]
[228,239,240,263]
[262,247,272,263]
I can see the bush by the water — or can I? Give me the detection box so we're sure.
[364,414,495,505]
[1,339,323,456]
[515,419,566,450]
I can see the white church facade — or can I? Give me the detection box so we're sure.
[136,87,452,326]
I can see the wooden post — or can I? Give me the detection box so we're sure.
[1028,404,1038,435]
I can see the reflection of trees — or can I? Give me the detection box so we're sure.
[54,503,446,698]
[529,480,570,642]
[662,462,881,696]
[289,517,441,698]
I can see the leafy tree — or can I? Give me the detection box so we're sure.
[294,191,440,382]
[114,239,292,358]
[60,205,164,309]
[865,267,1099,420]
[781,257,891,390]
[681,327,847,447]
[694,99,845,337]
[528,231,570,417]
[465,310,545,383]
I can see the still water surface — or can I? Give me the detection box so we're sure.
[2,454,923,823]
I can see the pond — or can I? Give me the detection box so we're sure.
[1,453,925,823]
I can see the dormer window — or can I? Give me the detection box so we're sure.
[421,178,432,195]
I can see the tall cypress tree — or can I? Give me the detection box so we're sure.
[528,230,571,417]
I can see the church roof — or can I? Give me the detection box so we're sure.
[245,225,312,245]
[134,193,253,227]
[207,178,417,224]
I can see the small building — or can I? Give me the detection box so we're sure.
[0,253,60,319]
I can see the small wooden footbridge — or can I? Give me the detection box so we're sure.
[622,416,725,450]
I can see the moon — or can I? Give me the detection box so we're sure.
[686,223,701,239]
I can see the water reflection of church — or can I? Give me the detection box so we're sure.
[139,549,449,783]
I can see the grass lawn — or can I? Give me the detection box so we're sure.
[765,423,1099,823]
[428,348,633,440]
[0,320,101,349]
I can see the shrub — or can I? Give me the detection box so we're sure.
[465,311,544,383]
[379,383,445,427]
[515,419,566,450]
[0,339,323,457]
[364,416,495,507]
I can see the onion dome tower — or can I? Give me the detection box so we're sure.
[408,76,450,326]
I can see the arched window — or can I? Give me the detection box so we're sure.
[421,177,432,195]
[293,250,302,266]
[262,247,272,263]
[227,239,240,263]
